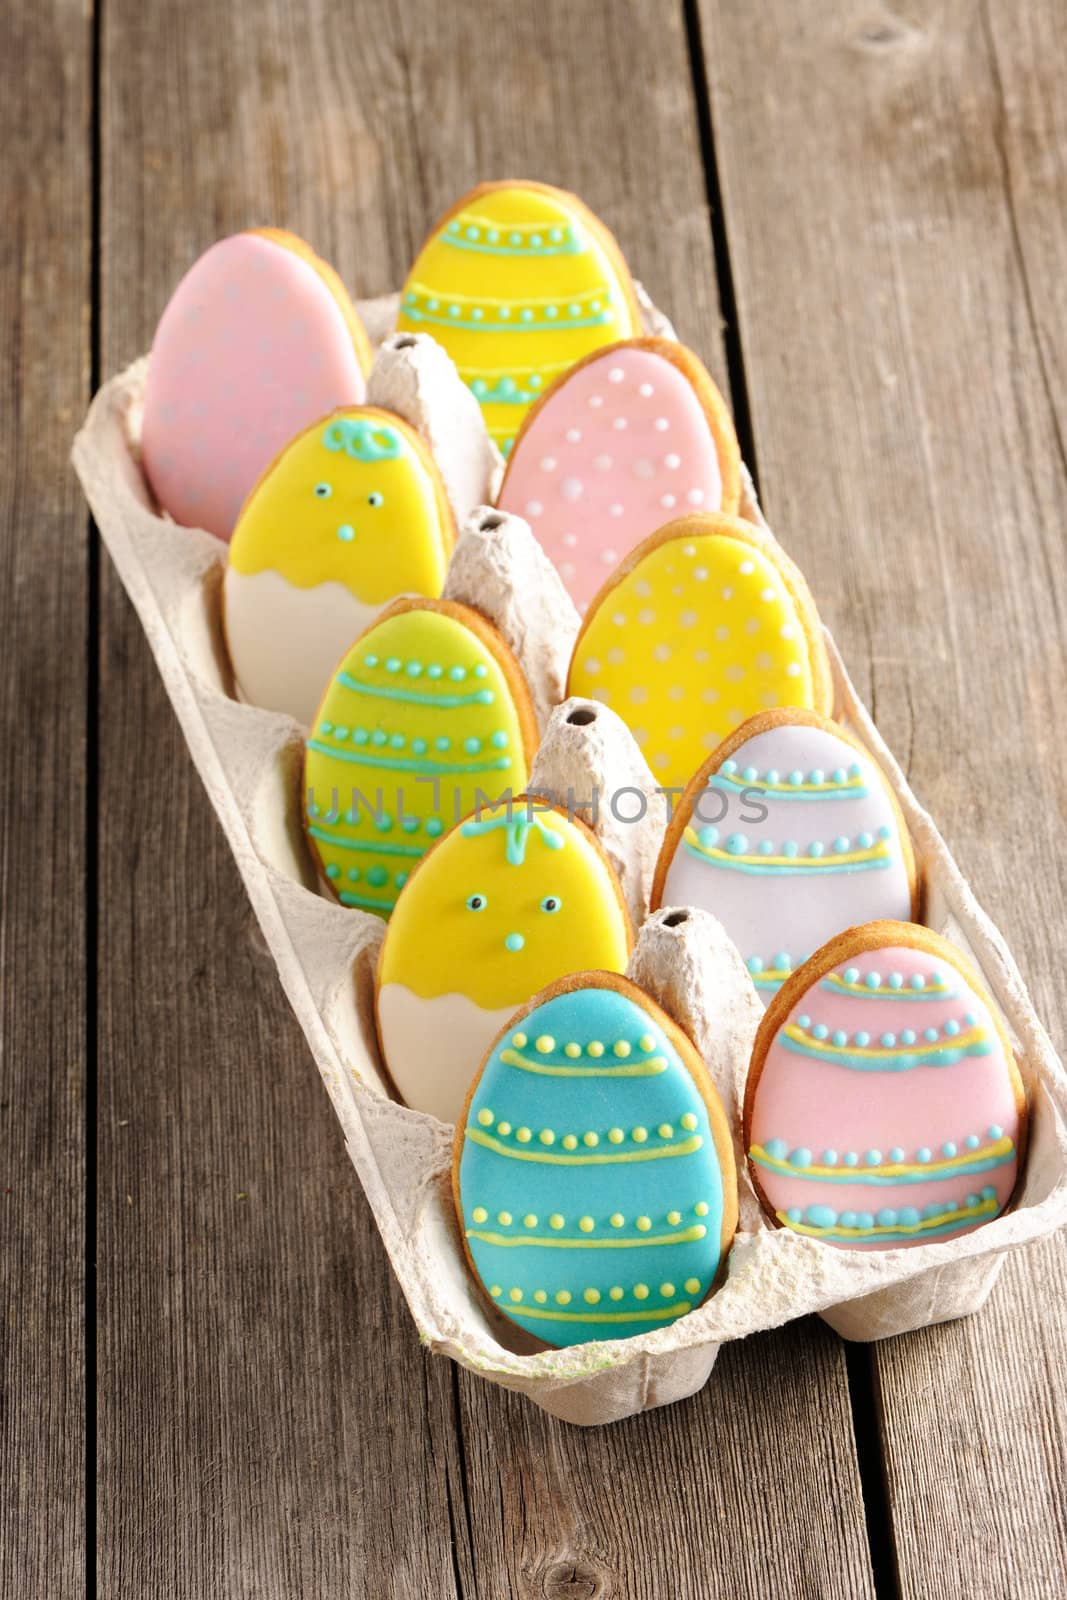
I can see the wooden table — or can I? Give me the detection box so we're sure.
[6,1,1067,1593]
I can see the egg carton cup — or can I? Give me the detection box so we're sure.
[73,294,1067,1428]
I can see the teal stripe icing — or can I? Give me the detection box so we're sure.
[306,827,424,859]
[780,1031,994,1072]
[820,976,958,1000]
[681,839,890,876]
[339,889,397,911]
[337,672,494,709]
[442,235,582,257]
[751,1147,1014,1185]
[402,308,614,333]
[710,773,868,800]
[306,739,512,776]
[796,1207,1001,1245]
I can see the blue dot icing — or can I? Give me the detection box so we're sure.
[787,1207,802,1224]
[888,972,904,990]
[823,1150,838,1166]
[832,1031,847,1047]
[899,1207,920,1227]
[910,974,926,990]
[944,1018,961,1037]
[865,972,881,989]
[840,1211,857,1229]
[942,1142,957,1158]
[783,841,799,858]
[843,968,860,984]
[881,1033,896,1049]
[790,1148,813,1168]
[890,1148,905,1163]
[924,1027,939,1043]
[901,1030,917,1046]
[458,983,728,1347]
[989,1124,1003,1140]
[726,833,748,855]
[813,1024,829,1041]
[806,1205,836,1229]
[917,1148,932,1163]
[747,956,764,974]
[865,1150,881,1166]
[854,1032,870,1048]
[844,1152,859,1168]
[698,825,720,849]
[765,1138,788,1161]
[966,1134,980,1150]
[796,1014,811,1030]
[877,1208,897,1227]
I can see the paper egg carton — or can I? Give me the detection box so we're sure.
[73,293,1067,1428]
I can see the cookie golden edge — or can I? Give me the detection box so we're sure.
[649,707,922,921]
[565,511,835,716]
[496,335,742,517]
[302,596,542,902]
[449,968,740,1338]
[250,226,375,378]
[740,919,1030,1237]
[371,796,637,1106]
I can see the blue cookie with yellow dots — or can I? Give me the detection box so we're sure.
[453,971,737,1346]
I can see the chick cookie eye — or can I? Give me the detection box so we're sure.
[540,895,562,914]
[313,482,333,499]
[367,491,384,507]
[466,893,487,912]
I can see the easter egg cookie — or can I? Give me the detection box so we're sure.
[224,409,454,724]
[744,922,1027,1250]
[397,182,643,458]
[497,339,741,609]
[376,801,632,1122]
[652,711,918,1003]
[304,601,538,918]
[567,513,833,788]
[142,231,372,540]
[454,972,737,1346]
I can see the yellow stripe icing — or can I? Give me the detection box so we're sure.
[779,1196,998,1239]
[683,826,889,870]
[508,1300,692,1325]
[751,1137,1014,1182]
[465,1128,704,1165]
[782,1022,988,1062]
[466,1225,707,1249]
[498,1047,667,1078]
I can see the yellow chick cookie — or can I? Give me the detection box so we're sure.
[224,409,454,725]
[376,801,633,1122]
[397,181,643,458]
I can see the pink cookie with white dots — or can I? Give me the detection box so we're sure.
[141,230,373,541]
[496,339,740,609]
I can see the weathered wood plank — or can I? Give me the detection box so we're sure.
[698,2,1067,1593]
[98,0,875,1593]
[0,3,90,1595]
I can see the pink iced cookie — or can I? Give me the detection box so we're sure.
[496,339,740,609]
[744,924,1027,1251]
[141,230,373,541]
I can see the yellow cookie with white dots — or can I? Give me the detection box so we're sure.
[567,513,833,788]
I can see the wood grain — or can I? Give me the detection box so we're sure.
[0,3,89,1595]
[96,0,875,1594]
[698,1,1067,1593]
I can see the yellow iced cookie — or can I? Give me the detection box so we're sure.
[224,409,454,725]
[567,514,833,788]
[376,801,633,1121]
[396,181,643,457]
[303,600,538,919]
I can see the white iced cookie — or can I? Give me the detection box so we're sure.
[652,710,919,1003]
